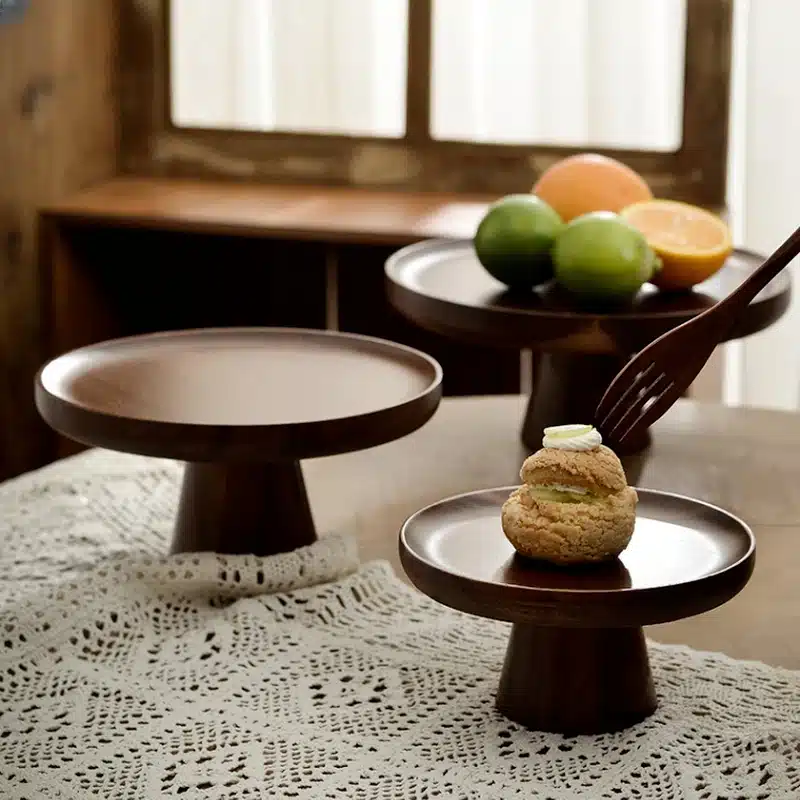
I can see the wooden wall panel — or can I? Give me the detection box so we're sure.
[0,0,118,478]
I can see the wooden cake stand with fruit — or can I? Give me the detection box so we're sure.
[388,155,791,466]
[386,239,790,462]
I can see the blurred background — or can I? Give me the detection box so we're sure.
[171,0,797,410]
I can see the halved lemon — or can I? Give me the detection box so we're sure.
[620,199,733,290]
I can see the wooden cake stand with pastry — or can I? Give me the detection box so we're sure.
[399,424,755,734]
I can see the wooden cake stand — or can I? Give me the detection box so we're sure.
[400,487,755,735]
[386,240,790,455]
[36,328,442,557]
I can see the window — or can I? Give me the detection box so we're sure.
[122,0,732,205]
[170,0,409,138]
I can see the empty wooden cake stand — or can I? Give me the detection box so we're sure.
[386,240,790,455]
[400,487,755,735]
[36,328,442,557]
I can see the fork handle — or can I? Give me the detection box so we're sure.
[719,223,800,316]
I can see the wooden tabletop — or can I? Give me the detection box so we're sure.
[302,395,800,670]
[41,177,494,245]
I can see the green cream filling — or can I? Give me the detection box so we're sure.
[529,486,598,504]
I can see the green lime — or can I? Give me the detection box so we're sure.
[474,194,564,289]
[552,211,659,302]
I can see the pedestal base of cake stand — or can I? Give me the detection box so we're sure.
[496,623,656,735]
[173,461,316,556]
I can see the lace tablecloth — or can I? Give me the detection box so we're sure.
[1,450,798,799]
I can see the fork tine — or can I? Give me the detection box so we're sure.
[595,356,655,424]
[595,363,656,434]
[605,372,671,443]
[613,379,680,445]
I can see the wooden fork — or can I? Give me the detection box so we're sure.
[595,224,800,447]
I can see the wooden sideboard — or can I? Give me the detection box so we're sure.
[36,175,728,466]
[39,177,522,459]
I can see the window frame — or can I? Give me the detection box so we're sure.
[121,0,733,206]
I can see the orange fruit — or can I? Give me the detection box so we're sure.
[532,153,653,223]
[620,200,733,290]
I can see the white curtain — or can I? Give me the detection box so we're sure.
[725,0,800,410]
[171,0,407,137]
[171,0,800,411]
[430,0,685,151]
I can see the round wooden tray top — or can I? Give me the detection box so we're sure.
[386,240,791,456]
[386,239,789,353]
[36,328,442,556]
[400,487,755,735]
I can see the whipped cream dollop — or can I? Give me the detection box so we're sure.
[542,424,602,451]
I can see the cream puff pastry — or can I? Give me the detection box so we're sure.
[501,424,637,565]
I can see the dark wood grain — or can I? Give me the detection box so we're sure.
[0,0,118,480]
[173,461,316,556]
[680,0,733,208]
[497,625,656,735]
[399,486,755,733]
[404,0,432,143]
[36,328,442,556]
[42,178,492,244]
